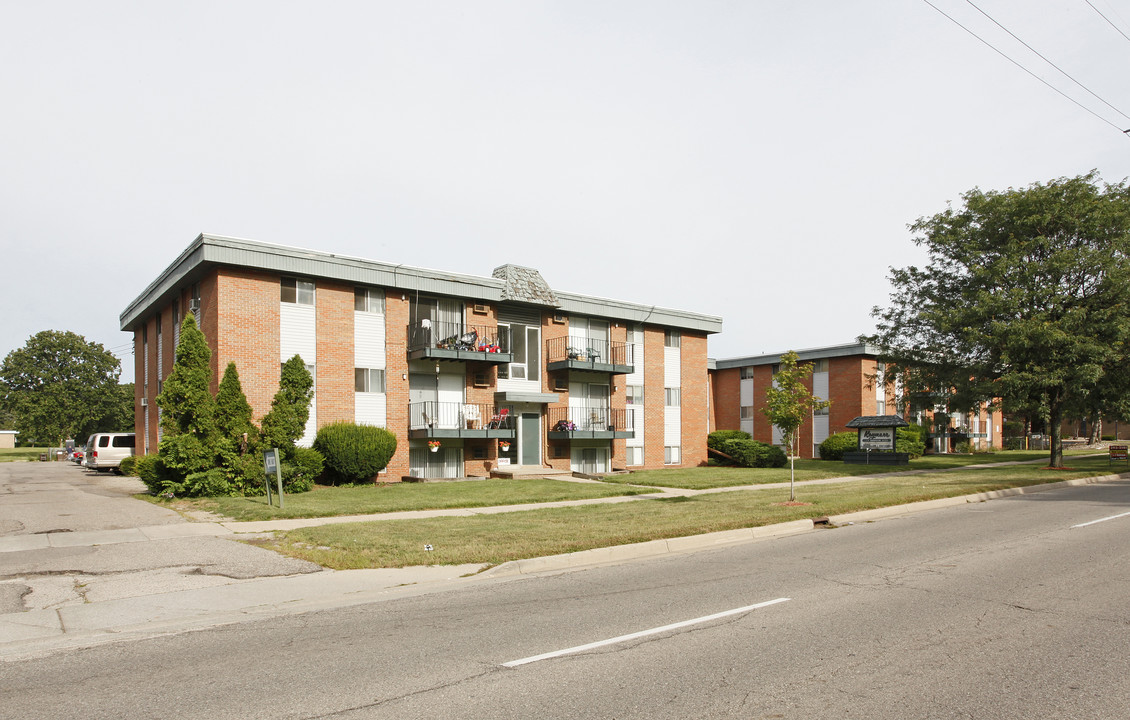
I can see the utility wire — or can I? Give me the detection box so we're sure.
[1083,0,1130,45]
[965,0,1130,124]
[922,0,1130,137]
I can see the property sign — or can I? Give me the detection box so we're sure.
[859,428,896,451]
[1110,445,1128,465]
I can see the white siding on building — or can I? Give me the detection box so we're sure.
[354,309,386,426]
[740,377,754,436]
[281,302,317,446]
[664,344,681,450]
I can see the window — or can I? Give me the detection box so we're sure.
[814,403,829,417]
[354,288,385,314]
[498,323,539,381]
[281,277,315,305]
[812,358,829,373]
[664,329,681,348]
[355,368,386,393]
[665,387,681,407]
[740,367,754,379]
[627,446,643,466]
[665,446,681,464]
[626,385,644,405]
[740,406,755,419]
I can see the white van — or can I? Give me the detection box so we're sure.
[84,433,136,473]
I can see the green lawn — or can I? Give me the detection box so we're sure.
[148,476,658,522]
[261,454,1125,570]
[0,448,51,463]
[602,449,1071,490]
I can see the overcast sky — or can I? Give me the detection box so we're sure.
[3,0,1129,382]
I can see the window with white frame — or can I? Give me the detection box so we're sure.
[665,446,681,464]
[498,322,540,381]
[627,446,643,466]
[354,288,385,314]
[740,406,755,419]
[664,329,681,348]
[626,385,644,405]
[740,366,754,379]
[354,368,386,393]
[281,277,315,305]
[665,387,681,407]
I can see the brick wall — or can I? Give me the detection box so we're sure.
[384,291,410,479]
[643,326,666,467]
[214,268,279,424]
[315,280,355,427]
[680,332,709,467]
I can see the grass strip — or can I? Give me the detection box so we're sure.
[262,456,1123,570]
[599,450,1071,490]
[149,477,655,522]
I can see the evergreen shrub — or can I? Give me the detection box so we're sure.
[819,432,858,460]
[723,438,787,468]
[313,422,398,485]
[708,429,751,452]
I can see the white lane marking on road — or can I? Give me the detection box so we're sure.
[502,597,790,668]
[1072,510,1130,528]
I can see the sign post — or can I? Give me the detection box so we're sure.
[263,448,284,509]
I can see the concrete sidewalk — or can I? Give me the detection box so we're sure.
[3,470,1122,662]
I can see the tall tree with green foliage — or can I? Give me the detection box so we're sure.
[865,172,1130,467]
[260,355,314,451]
[215,362,256,450]
[763,350,830,501]
[0,331,124,446]
[156,314,219,477]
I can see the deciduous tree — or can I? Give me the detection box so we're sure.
[0,331,124,446]
[763,350,830,501]
[866,172,1130,467]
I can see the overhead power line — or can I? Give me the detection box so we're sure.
[922,0,1130,138]
[1083,0,1130,45]
[965,0,1130,125]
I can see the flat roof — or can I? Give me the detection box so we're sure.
[121,234,723,335]
[711,341,880,370]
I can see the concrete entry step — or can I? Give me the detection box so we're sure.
[490,466,576,480]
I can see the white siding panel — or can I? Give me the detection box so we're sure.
[354,312,386,368]
[813,415,830,455]
[739,378,753,407]
[280,304,316,363]
[813,371,828,405]
[355,392,387,427]
[281,303,317,447]
[665,407,681,446]
[664,346,681,387]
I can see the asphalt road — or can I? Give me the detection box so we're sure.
[4,475,1128,719]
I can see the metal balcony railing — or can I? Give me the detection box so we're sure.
[406,320,505,355]
[547,406,632,434]
[408,402,515,432]
[545,336,632,370]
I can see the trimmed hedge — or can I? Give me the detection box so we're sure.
[819,431,858,460]
[708,429,751,452]
[722,438,787,468]
[313,422,397,485]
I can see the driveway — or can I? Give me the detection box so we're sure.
[0,462,321,614]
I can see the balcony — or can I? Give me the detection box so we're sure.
[407,321,513,364]
[547,406,634,440]
[408,401,516,440]
[545,336,633,375]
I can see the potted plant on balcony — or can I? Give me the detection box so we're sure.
[498,440,511,453]
[428,440,441,453]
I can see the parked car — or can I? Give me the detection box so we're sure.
[84,433,136,473]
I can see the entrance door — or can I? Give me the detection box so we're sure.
[520,413,540,466]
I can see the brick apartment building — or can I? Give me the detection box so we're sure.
[709,343,1003,458]
[120,234,722,480]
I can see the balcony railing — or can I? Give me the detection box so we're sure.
[408,401,516,438]
[545,336,633,374]
[406,320,513,364]
[547,406,634,439]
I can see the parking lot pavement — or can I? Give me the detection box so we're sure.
[0,462,321,615]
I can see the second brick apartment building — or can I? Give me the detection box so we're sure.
[710,343,1003,457]
[120,234,723,480]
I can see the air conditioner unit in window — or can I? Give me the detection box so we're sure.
[189,299,200,312]
[472,303,488,314]
[140,397,147,406]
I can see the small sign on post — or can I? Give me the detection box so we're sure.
[263,448,284,509]
[1110,444,1128,468]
